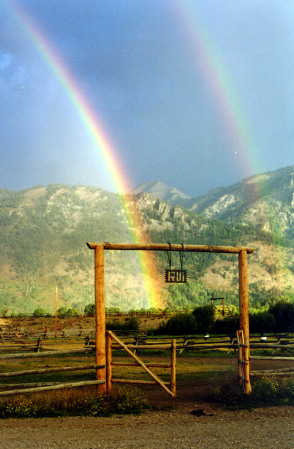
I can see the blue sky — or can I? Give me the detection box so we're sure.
[0,0,294,197]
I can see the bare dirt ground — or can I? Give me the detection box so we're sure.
[0,318,294,448]
[0,383,293,449]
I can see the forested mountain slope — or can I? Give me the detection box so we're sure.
[136,165,294,241]
[0,184,293,314]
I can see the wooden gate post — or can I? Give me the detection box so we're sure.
[106,332,112,393]
[171,339,176,397]
[95,244,106,393]
[239,250,251,394]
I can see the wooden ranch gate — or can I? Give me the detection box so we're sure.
[87,242,254,394]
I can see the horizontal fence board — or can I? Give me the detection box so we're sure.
[0,380,106,396]
[111,362,170,368]
[112,378,170,385]
[251,356,294,360]
[251,372,294,377]
[0,348,94,360]
[0,364,104,379]
[112,344,171,350]
[0,382,60,389]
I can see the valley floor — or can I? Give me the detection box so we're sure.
[0,383,293,449]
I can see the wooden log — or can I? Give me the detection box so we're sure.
[237,330,245,390]
[0,345,38,350]
[94,244,106,393]
[112,379,170,385]
[106,332,112,393]
[108,331,175,397]
[251,371,294,377]
[0,382,60,389]
[179,344,237,350]
[239,250,251,394]
[0,380,106,396]
[0,348,94,360]
[251,356,294,360]
[111,344,172,350]
[111,362,171,368]
[250,367,294,374]
[0,364,104,378]
[171,339,176,397]
[250,343,294,349]
[87,242,254,254]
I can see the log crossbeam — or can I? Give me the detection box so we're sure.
[87,242,254,254]
[87,241,253,395]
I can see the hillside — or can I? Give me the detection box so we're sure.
[132,181,190,206]
[136,166,294,241]
[0,184,293,315]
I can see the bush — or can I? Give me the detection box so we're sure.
[269,301,294,332]
[249,311,275,333]
[192,305,215,333]
[106,316,140,332]
[1,307,10,318]
[252,377,294,404]
[65,308,80,318]
[218,376,294,407]
[57,307,68,318]
[33,308,47,318]
[155,313,197,335]
[57,307,80,318]
[0,386,148,418]
[211,316,239,334]
[84,304,95,317]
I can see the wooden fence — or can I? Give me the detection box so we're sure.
[1,330,293,397]
[1,331,294,355]
[0,341,105,396]
[106,331,176,397]
[0,332,177,398]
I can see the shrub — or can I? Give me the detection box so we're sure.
[0,386,148,418]
[217,377,294,407]
[65,308,80,318]
[211,316,239,334]
[1,307,10,318]
[106,316,140,332]
[57,307,68,318]
[192,305,215,333]
[33,307,47,318]
[84,304,95,317]
[269,301,294,332]
[252,377,294,404]
[155,313,197,335]
[249,311,275,333]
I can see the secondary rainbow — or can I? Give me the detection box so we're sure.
[7,0,164,309]
[169,2,264,179]
[169,2,286,275]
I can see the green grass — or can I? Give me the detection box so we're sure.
[0,385,149,418]
[217,376,294,410]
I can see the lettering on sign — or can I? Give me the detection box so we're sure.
[165,269,187,284]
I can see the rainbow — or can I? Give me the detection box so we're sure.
[169,2,264,179]
[169,3,288,285]
[6,0,164,309]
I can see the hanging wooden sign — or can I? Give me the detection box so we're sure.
[165,269,187,283]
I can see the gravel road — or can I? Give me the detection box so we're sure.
[1,403,293,449]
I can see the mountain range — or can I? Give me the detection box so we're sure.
[0,165,293,315]
[133,165,294,241]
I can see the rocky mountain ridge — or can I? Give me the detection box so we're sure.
[0,181,293,314]
[136,165,294,241]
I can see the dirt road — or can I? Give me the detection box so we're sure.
[0,403,293,449]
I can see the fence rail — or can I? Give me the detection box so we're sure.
[106,331,176,397]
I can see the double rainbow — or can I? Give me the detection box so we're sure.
[6,0,164,309]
